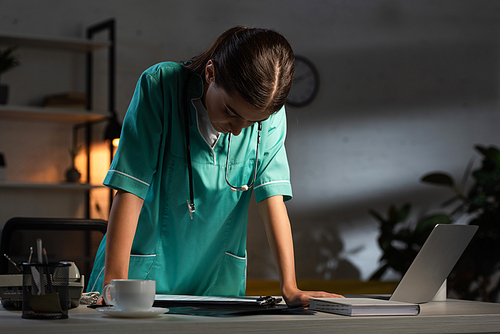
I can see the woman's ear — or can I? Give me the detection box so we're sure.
[205,60,215,84]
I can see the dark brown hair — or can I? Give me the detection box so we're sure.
[186,26,294,114]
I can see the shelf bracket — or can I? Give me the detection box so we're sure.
[84,18,116,219]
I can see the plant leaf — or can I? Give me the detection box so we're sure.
[450,204,467,218]
[398,203,411,222]
[0,46,20,75]
[388,205,399,223]
[369,263,389,281]
[457,158,473,192]
[368,209,386,224]
[474,145,489,157]
[421,173,455,187]
[440,195,461,208]
[414,214,451,244]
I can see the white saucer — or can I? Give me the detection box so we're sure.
[97,307,169,318]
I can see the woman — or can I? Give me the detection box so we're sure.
[88,26,342,307]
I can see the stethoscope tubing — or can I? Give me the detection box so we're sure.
[225,122,261,192]
[183,68,260,218]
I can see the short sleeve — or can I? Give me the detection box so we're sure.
[253,106,293,203]
[103,67,165,199]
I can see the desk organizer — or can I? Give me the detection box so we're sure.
[22,262,70,319]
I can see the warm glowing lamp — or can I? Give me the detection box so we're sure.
[104,112,122,147]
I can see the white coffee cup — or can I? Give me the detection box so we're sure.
[103,279,156,312]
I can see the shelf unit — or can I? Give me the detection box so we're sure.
[0,19,116,217]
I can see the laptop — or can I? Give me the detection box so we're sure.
[354,224,478,304]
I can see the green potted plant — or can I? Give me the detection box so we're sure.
[0,46,20,104]
[65,146,82,182]
[370,145,500,302]
[421,145,500,302]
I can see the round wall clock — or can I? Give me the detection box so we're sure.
[286,55,320,107]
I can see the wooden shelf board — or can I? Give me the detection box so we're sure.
[0,105,110,123]
[0,33,109,52]
[0,181,104,190]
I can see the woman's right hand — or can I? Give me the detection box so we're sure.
[96,295,106,305]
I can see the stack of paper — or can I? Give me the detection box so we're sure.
[309,298,420,316]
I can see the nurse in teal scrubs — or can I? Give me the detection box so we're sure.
[89,26,343,307]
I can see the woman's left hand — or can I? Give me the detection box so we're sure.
[283,288,344,308]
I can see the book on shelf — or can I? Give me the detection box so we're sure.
[309,298,420,317]
[43,92,87,110]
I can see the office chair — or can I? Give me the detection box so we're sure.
[0,217,107,291]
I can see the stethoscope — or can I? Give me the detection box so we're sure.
[183,69,261,219]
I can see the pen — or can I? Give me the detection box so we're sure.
[42,247,53,293]
[42,248,49,265]
[3,253,21,272]
[28,247,33,263]
[36,238,43,264]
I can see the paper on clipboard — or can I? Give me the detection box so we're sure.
[153,294,282,308]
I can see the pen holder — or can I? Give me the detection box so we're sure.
[22,262,71,319]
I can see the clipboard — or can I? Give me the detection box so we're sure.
[153,294,282,308]
[153,294,313,317]
[90,294,309,317]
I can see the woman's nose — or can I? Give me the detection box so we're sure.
[229,119,247,136]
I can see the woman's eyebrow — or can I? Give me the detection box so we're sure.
[227,104,263,123]
[227,104,244,119]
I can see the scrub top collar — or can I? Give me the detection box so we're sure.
[193,98,220,149]
[185,70,221,149]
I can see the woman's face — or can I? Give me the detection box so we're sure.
[203,60,269,136]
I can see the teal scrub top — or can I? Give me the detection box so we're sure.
[88,62,292,296]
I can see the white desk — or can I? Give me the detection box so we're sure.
[2,299,500,334]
